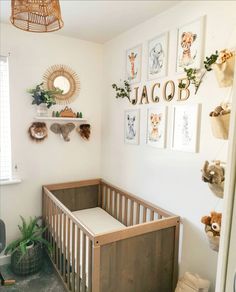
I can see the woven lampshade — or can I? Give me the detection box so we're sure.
[10,0,64,33]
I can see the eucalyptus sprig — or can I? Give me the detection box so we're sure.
[179,51,219,94]
[112,80,131,102]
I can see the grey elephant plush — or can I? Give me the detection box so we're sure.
[50,123,75,142]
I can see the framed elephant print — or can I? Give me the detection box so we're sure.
[147,32,169,80]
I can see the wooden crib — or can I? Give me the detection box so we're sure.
[42,178,180,292]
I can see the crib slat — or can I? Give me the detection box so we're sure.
[48,198,52,249]
[119,194,122,222]
[76,228,81,292]
[150,210,155,221]
[98,183,102,207]
[82,233,86,292]
[52,203,56,262]
[71,222,75,292]
[55,205,59,268]
[124,196,128,226]
[45,194,49,242]
[59,209,63,275]
[88,240,93,292]
[105,186,109,212]
[130,200,134,226]
[143,207,147,223]
[111,190,114,216]
[62,213,66,281]
[102,184,106,210]
[67,217,71,289]
[114,191,118,219]
[136,203,140,225]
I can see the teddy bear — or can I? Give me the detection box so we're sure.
[201,211,222,237]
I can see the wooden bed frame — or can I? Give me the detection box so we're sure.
[42,178,180,292]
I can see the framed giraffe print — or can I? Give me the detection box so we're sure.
[126,44,142,84]
[171,104,200,152]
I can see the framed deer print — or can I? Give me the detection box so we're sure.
[126,45,142,84]
[124,109,140,145]
[176,17,205,73]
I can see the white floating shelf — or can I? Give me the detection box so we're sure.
[34,117,87,122]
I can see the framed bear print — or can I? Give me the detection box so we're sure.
[124,109,140,145]
[146,106,167,148]
[147,32,169,80]
[126,45,142,84]
[176,17,205,73]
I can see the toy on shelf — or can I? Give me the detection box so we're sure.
[201,211,222,252]
[59,106,76,118]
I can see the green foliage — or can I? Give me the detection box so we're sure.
[180,51,219,94]
[204,51,219,71]
[5,216,51,261]
[28,83,63,108]
[112,80,131,101]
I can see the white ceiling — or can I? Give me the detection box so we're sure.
[0,1,179,43]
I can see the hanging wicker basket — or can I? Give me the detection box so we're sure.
[208,181,224,198]
[11,243,43,276]
[212,55,235,87]
[210,113,230,140]
[205,226,220,252]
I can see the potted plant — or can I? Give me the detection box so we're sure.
[5,216,51,276]
[28,82,62,116]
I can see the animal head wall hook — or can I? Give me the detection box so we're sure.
[50,123,75,142]
[28,122,48,142]
[77,124,91,140]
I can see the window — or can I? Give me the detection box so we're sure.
[0,56,12,181]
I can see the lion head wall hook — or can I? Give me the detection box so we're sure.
[28,122,48,142]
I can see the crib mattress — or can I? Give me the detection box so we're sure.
[72,207,125,235]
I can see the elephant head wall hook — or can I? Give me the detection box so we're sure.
[50,123,75,142]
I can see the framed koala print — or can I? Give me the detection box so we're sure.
[176,16,205,73]
[146,106,167,148]
[124,109,140,145]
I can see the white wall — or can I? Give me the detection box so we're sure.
[101,2,236,290]
[0,23,103,248]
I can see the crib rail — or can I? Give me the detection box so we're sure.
[43,187,94,292]
[100,180,174,226]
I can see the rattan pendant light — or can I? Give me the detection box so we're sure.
[10,0,64,33]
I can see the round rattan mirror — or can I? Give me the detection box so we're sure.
[43,64,80,104]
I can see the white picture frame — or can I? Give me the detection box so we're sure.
[126,44,142,84]
[171,104,200,152]
[146,106,167,148]
[124,109,140,145]
[147,32,169,80]
[176,16,205,73]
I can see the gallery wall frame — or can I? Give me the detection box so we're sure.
[146,106,167,148]
[176,16,206,74]
[147,32,169,81]
[126,44,142,84]
[124,109,140,145]
[171,104,201,152]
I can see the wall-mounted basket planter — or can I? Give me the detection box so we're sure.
[205,226,220,252]
[212,55,235,87]
[210,113,230,140]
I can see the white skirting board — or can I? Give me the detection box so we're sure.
[0,254,10,266]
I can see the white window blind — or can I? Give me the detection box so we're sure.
[0,56,12,180]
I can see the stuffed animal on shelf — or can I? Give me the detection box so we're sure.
[201,160,225,198]
[50,123,75,142]
[201,211,222,237]
[28,122,48,142]
[77,124,91,140]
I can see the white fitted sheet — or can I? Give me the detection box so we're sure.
[72,207,125,235]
